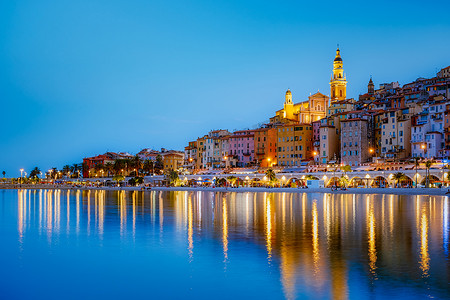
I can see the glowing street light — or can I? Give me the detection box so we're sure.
[20,168,24,185]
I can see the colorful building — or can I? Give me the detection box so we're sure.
[277,124,313,167]
[254,127,278,167]
[228,130,255,167]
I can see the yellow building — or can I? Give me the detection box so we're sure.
[276,124,313,167]
[196,136,207,169]
[163,152,184,171]
[330,47,347,102]
[271,90,328,124]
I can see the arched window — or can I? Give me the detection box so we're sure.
[340,90,343,97]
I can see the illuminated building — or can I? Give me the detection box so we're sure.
[329,47,347,102]
[254,127,278,167]
[271,90,328,124]
[276,124,313,167]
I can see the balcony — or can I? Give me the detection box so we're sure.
[256,147,266,155]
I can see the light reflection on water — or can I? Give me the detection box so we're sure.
[5,189,450,299]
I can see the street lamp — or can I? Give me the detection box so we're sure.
[267,157,271,167]
[20,168,24,186]
[421,143,427,158]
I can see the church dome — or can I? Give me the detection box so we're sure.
[286,89,291,95]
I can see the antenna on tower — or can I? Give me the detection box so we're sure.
[337,43,339,49]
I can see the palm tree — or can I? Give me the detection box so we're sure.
[424,159,435,188]
[154,155,164,174]
[143,160,153,175]
[132,155,142,176]
[226,176,238,187]
[94,163,104,177]
[62,165,71,177]
[265,168,278,187]
[29,167,41,178]
[165,169,179,186]
[112,175,125,186]
[51,167,58,179]
[393,172,406,188]
[2,171,5,178]
[104,162,113,177]
[339,175,349,188]
[340,164,352,175]
[265,168,276,181]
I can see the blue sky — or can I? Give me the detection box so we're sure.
[1,0,449,176]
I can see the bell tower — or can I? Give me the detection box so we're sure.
[329,47,347,102]
[283,89,294,120]
[368,77,374,95]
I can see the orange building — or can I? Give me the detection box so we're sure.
[254,127,278,167]
[162,152,184,171]
[277,124,313,167]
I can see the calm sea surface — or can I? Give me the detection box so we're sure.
[0,189,449,299]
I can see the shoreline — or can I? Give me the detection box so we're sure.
[1,184,449,196]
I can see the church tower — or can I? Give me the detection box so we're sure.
[368,77,374,95]
[283,89,295,120]
[329,47,347,102]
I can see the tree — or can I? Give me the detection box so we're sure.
[340,165,352,175]
[2,171,6,178]
[132,155,142,176]
[216,178,227,187]
[94,163,104,174]
[424,159,435,188]
[62,165,71,176]
[143,160,153,175]
[51,167,58,179]
[29,167,41,178]
[104,162,113,177]
[112,175,125,185]
[71,163,82,178]
[265,168,276,181]
[339,175,349,188]
[113,159,125,175]
[165,169,179,186]
[135,177,144,185]
[128,177,137,186]
[393,172,406,188]
[226,176,238,187]
[154,155,164,174]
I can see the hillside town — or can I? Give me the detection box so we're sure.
[183,48,450,172]
[82,48,450,179]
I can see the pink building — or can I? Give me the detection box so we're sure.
[229,130,255,167]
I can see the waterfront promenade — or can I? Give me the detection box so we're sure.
[2,183,450,196]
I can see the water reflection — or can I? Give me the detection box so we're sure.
[15,189,450,299]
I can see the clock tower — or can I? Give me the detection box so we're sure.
[329,47,347,102]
